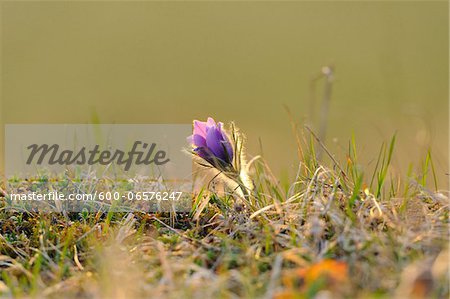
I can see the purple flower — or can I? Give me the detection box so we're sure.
[188,117,234,167]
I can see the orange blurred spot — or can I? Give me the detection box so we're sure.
[296,259,348,285]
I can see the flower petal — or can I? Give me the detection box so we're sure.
[221,131,233,162]
[206,117,216,127]
[206,127,226,161]
[194,147,215,165]
[193,120,207,138]
[193,147,208,160]
[193,134,207,147]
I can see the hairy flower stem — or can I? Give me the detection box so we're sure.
[226,170,256,212]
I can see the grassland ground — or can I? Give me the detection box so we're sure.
[0,133,448,299]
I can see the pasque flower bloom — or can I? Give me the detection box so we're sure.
[188,117,234,168]
[188,117,255,210]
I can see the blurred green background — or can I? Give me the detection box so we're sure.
[1,1,448,186]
